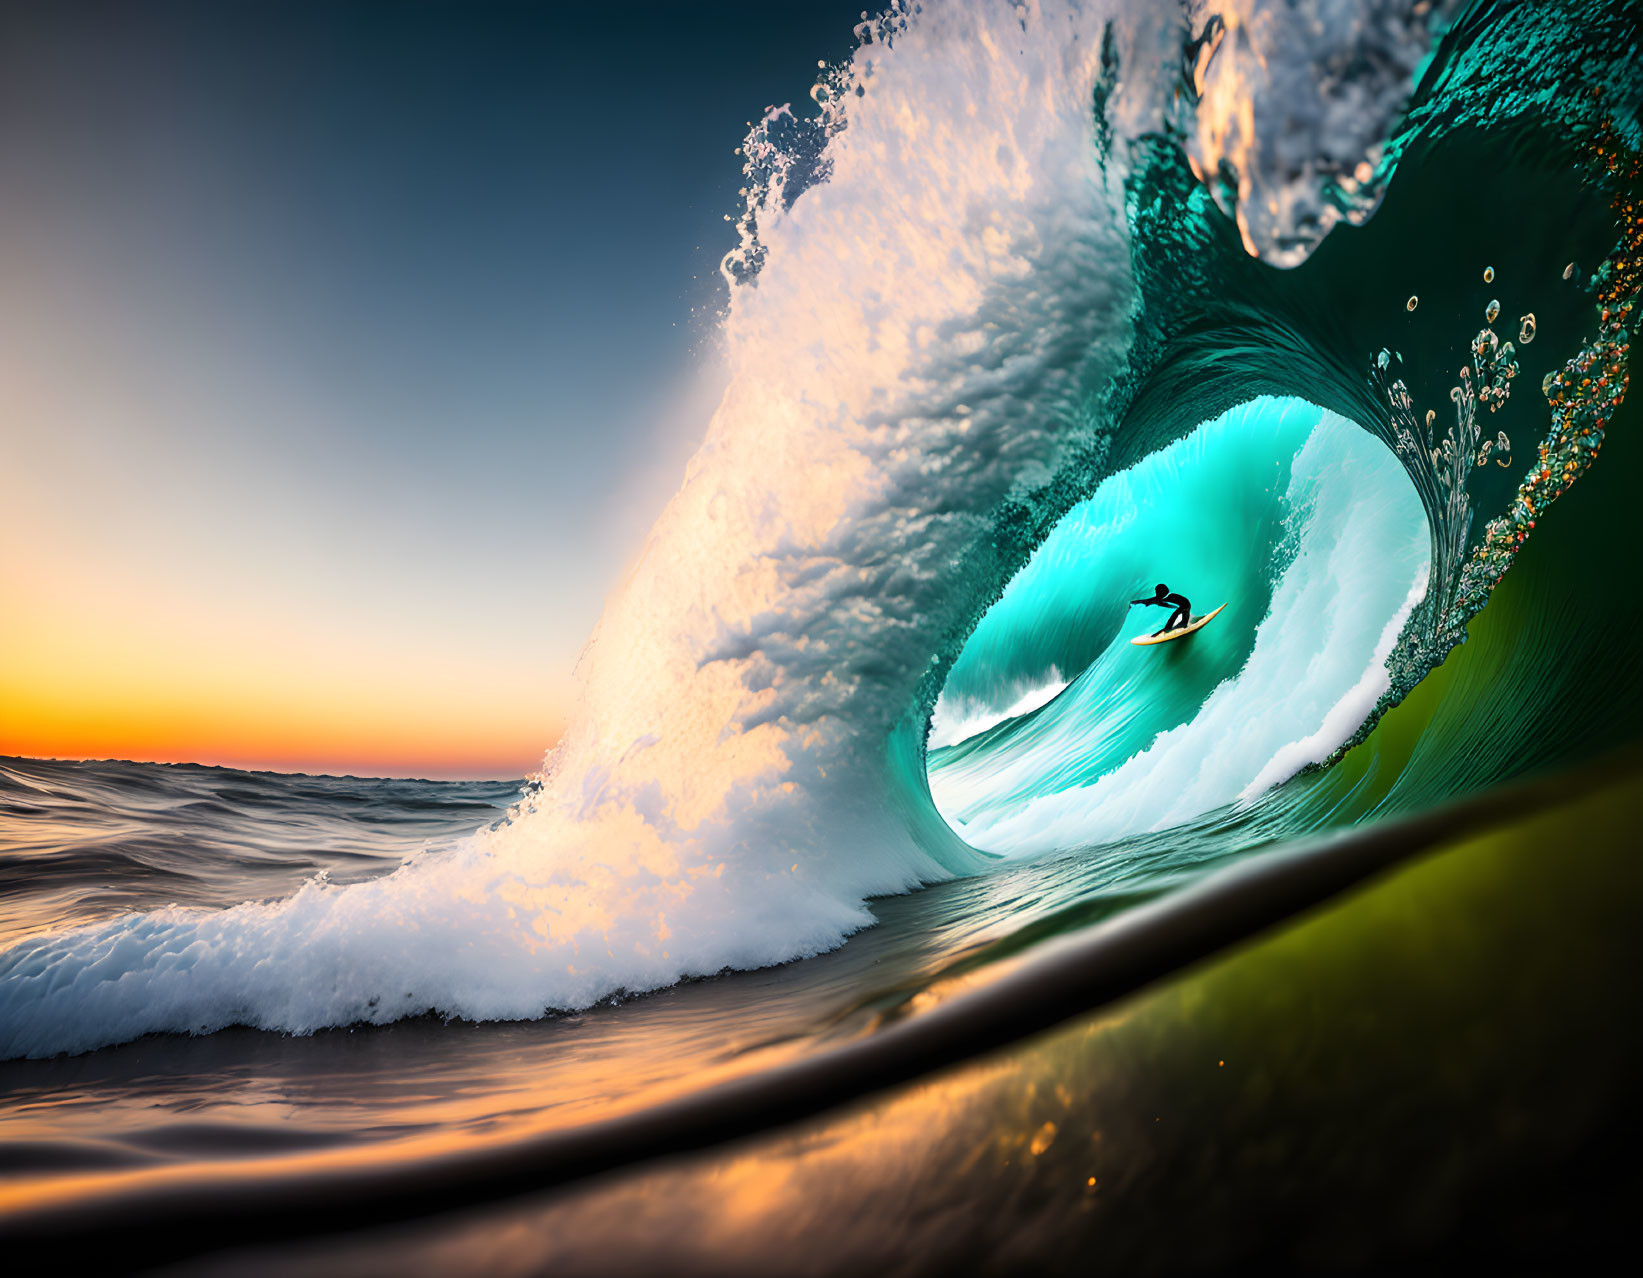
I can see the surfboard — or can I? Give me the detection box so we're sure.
[1131,602,1227,646]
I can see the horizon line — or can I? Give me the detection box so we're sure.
[0,751,533,787]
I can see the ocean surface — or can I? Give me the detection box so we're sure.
[3,1,1642,1272]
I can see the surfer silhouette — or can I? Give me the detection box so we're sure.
[1130,583,1192,635]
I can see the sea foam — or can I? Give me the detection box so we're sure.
[0,0,1455,1058]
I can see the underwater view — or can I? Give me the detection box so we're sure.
[3,0,1642,1271]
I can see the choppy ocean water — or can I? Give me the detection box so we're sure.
[3,0,1642,1271]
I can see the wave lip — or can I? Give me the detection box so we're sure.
[0,0,1150,1059]
[3,0,1575,1057]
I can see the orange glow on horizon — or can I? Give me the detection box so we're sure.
[1,730,555,784]
[1,572,568,781]
[0,685,561,781]
[1,222,596,784]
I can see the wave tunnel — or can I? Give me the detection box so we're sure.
[927,396,1430,854]
[2,0,1642,1273]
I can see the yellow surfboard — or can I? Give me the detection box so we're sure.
[1131,602,1227,646]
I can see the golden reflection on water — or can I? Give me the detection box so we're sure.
[190,772,1643,1276]
[0,864,1072,1217]
[4,772,1641,1277]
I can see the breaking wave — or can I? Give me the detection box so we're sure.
[2,0,1638,1059]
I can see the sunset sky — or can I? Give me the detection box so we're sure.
[1,1,861,779]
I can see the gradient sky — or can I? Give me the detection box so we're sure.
[1,0,864,779]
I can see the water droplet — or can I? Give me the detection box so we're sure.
[1406,295,1419,312]
[1563,262,1576,280]
[1485,299,1500,324]
[1426,409,1436,428]
[1518,313,1537,344]
[1483,266,1495,283]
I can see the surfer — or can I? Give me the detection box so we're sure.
[1130,583,1192,635]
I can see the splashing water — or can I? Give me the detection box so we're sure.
[1,0,1638,1060]
[928,397,1429,855]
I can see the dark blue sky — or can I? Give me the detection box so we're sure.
[1,0,869,775]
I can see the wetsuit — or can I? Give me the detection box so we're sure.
[1130,585,1193,634]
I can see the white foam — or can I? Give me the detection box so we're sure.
[1240,563,1429,799]
[952,421,1430,855]
[928,670,1070,750]
[0,0,1452,1058]
[0,0,1149,1058]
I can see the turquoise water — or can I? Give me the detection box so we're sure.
[1,1,1641,1270]
[929,397,1428,852]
